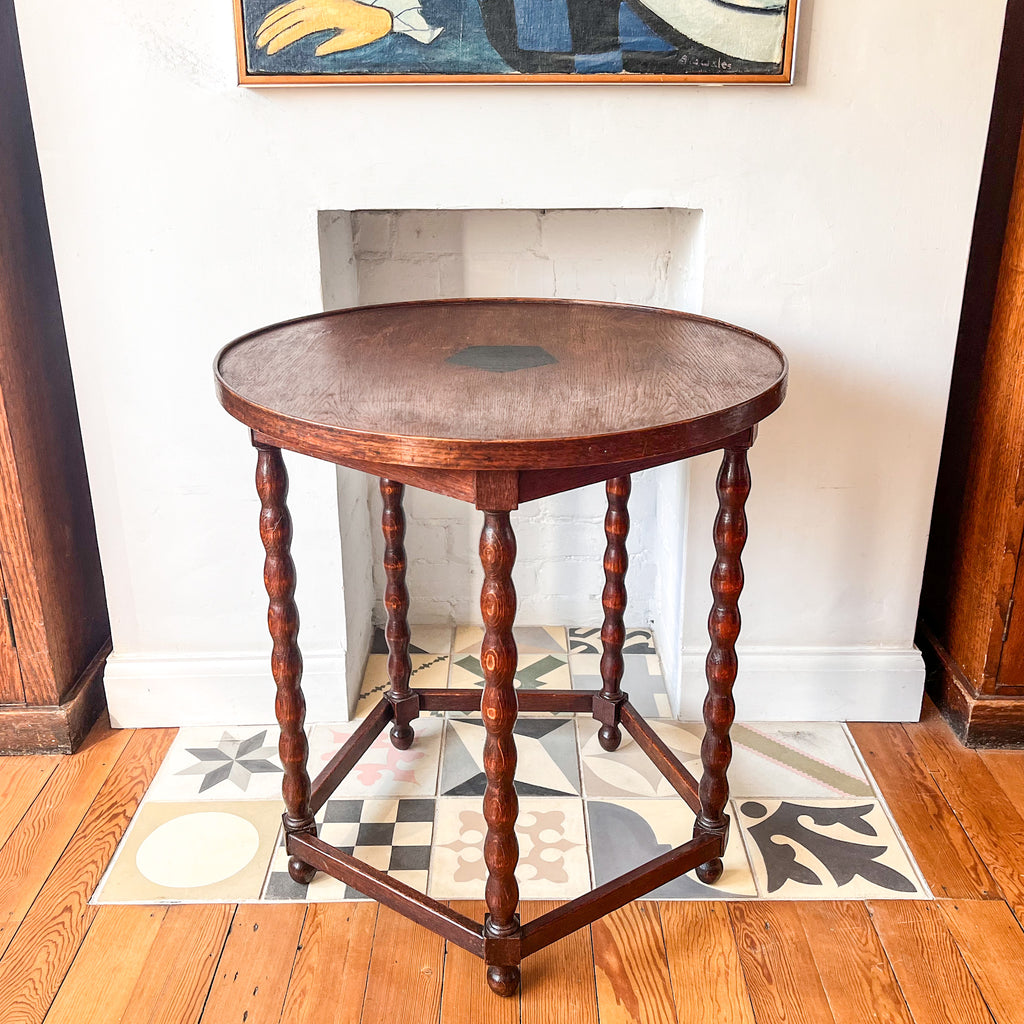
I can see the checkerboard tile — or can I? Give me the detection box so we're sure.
[263,797,435,901]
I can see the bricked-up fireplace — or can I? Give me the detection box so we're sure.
[318,208,704,709]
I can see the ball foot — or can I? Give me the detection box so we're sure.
[486,965,521,997]
[390,724,414,750]
[288,856,316,884]
[695,857,724,885]
[598,724,622,752]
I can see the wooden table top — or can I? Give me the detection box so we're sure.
[215,298,787,470]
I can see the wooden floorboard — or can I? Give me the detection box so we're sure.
[936,899,1024,1024]
[359,905,444,1024]
[519,901,598,1024]
[0,754,59,850]
[849,720,998,900]
[868,901,995,1024]
[904,704,1024,917]
[729,903,835,1024]
[659,903,755,1024]
[978,748,1024,819]
[0,727,174,1024]
[121,904,235,1024]
[4,702,1024,1023]
[200,903,307,1024]
[591,902,676,1024]
[0,719,130,959]
[280,902,378,1024]
[795,901,913,1024]
[42,905,167,1024]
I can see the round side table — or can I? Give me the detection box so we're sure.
[215,297,787,996]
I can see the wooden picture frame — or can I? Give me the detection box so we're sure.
[235,0,798,85]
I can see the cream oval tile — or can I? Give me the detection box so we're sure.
[136,811,260,888]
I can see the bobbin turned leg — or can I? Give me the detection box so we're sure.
[380,479,416,750]
[693,446,751,885]
[595,476,630,752]
[255,442,317,884]
[479,511,522,996]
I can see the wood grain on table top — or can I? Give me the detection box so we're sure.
[216,300,786,468]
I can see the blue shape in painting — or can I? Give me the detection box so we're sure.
[618,3,673,52]
[514,0,572,54]
[574,51,623,74]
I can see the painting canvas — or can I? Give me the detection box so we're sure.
[235,0,798,84]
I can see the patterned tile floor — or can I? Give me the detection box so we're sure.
[94,625,930,906]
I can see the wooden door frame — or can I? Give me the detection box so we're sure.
[0,0,111,752]
[918,0,1024,745]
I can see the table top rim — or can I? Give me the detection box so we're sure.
[214,297,788,470]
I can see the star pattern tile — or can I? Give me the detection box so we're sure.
[175,730,282,794]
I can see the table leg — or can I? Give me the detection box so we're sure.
[479,510,521,996]
[596,475,630,751]
[693,446,750,885]
[380,479,416,750]
[255,443,317,884]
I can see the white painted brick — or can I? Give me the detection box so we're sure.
[357,259,442,304]
[394,210,465,254]
[405,524,452,564]
[352,211,394,256]
[461,211,541,256]
[539,209,673,260]
[407,487,466,520]
[462,256,555,298]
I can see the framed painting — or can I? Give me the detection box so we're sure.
[234,1,799,85]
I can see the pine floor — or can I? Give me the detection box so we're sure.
[1,698,1023,1024]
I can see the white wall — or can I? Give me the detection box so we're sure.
[14,0,1006,724]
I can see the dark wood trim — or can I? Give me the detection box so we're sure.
[920,0,1024,658]
[417,688,591,713]
[0,0,110,715]
[595,476,630,751]
[380,478,418,747]
[0,640,109,755]
[255,443,317,883]
[919,620,1024,748]
[250,425,759,510]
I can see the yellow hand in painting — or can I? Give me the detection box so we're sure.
[256,0,393,56]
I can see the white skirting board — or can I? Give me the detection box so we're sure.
[103,649,354,728]
[674,647,926,723]
[106,644,927,728]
